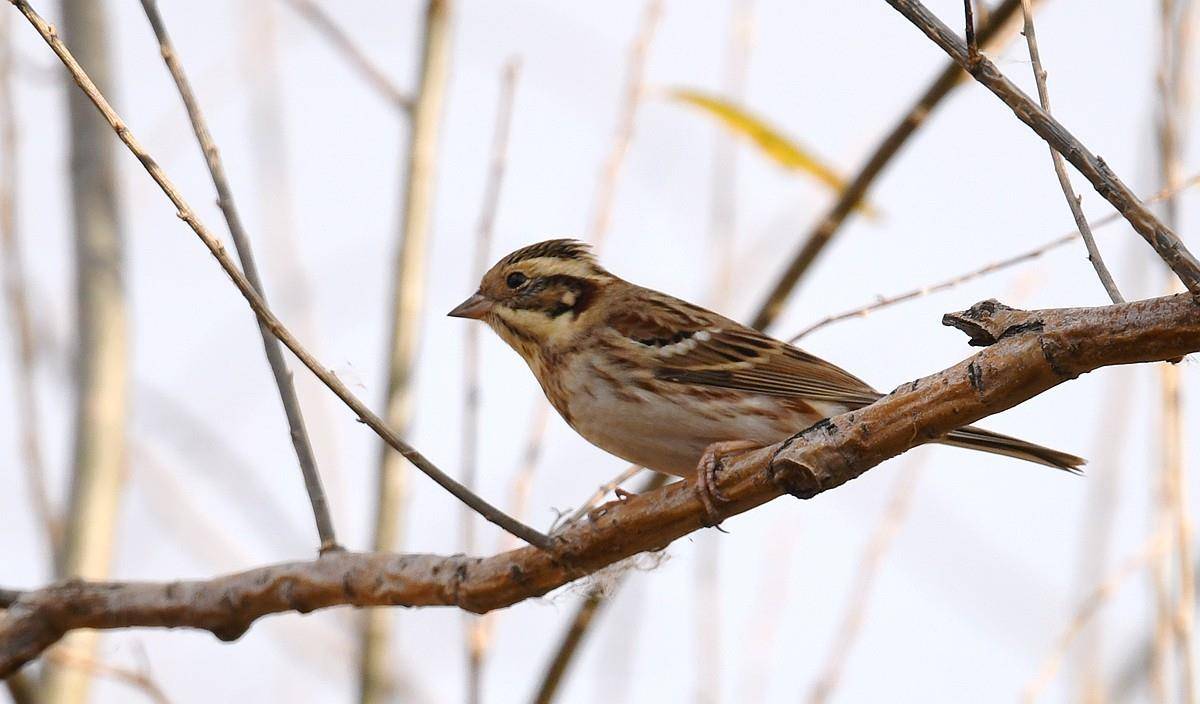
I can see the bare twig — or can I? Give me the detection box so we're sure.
[1022,528,1171,702]
[750,0,1030,330]
[1154,2,1195,699]
[1017,0,1123,303]
[807,457,923,703]
[787,172,1200,342]
[279,0,411,113]
[531,590,608,704]
[138,0,339,551]
[566,464,645,524]
[884,0,1200,295]
[533,470,669,704]
[963,0,977,57]
[45,1,129,700]
[0,4,57,557]
[47,648,173,704]
[1069,369,1136,701]
[587,0,663,247]
[8,0,550,547]
[361,2,454,700]
[460,57,521,704]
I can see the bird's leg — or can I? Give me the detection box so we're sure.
[614,487,636,501]
[695,440,761,526]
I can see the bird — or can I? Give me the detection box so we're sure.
[448,238,1084,523]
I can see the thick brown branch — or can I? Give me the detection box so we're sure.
[885,0,1200,295]
[2,293,1197,677]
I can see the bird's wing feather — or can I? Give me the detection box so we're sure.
[605,292,881,408]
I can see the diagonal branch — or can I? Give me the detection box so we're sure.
[279,0,411,113]
[884,0,1200,295]
[7,0,551,549]
[1016,0,1123,303]
[2,292,1198,677]
[138,0,339,551]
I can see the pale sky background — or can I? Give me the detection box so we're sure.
[1,1,1198,702]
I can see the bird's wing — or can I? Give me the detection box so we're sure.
[604,292,881,408]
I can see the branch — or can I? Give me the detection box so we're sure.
[361,1,454,700]
[6,0,551,549]
[279,0,411,113]
[3,292,1198,677]
[138,0,338,551]
[1016,0,1123,303]
[750,0,1028,330]
[0,1,57,557]
[884,0,1200,295]
[787,172,1200,342]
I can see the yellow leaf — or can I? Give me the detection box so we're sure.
[665,88,877,218]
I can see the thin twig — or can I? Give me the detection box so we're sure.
[586,0,663,247]
[138,0,339,551]
[787,172,1200,342]
[885,0,1200,295]
[1069,369,1136,701]
[807,458,923,703]
[531,590,608,704]
[8,0,550,548]
[361,3,455,700]
[1022,527,1171,702]
[0,4,57,557]
[750,0,1030,330]
[963,0,977,57]
[1154,2,1195,699]
[566,465,645,525]
[48,648,173,704]
[46,1,129,700]
[1017,0,1123,303]
[461,57,521,704]
[532,470,670,704]
[279,0,411,113]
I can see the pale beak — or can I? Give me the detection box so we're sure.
[447,293,493,320]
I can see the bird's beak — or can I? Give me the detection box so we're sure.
[447,293,492,320]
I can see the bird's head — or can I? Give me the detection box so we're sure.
[448,239,613,357]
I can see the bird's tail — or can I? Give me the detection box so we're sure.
[940,425,1085,473]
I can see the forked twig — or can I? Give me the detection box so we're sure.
[1017,0,1123,303]
[8,0,551,549]
[885,0,1200,295]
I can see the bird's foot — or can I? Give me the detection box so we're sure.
[695,440,760,527]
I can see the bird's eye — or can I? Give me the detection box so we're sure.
[506,272,528,289]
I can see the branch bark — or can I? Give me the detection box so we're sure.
[884,0,1200,295]
[3,292,1198,678]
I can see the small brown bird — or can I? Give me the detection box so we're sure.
[449,239,1083,521]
